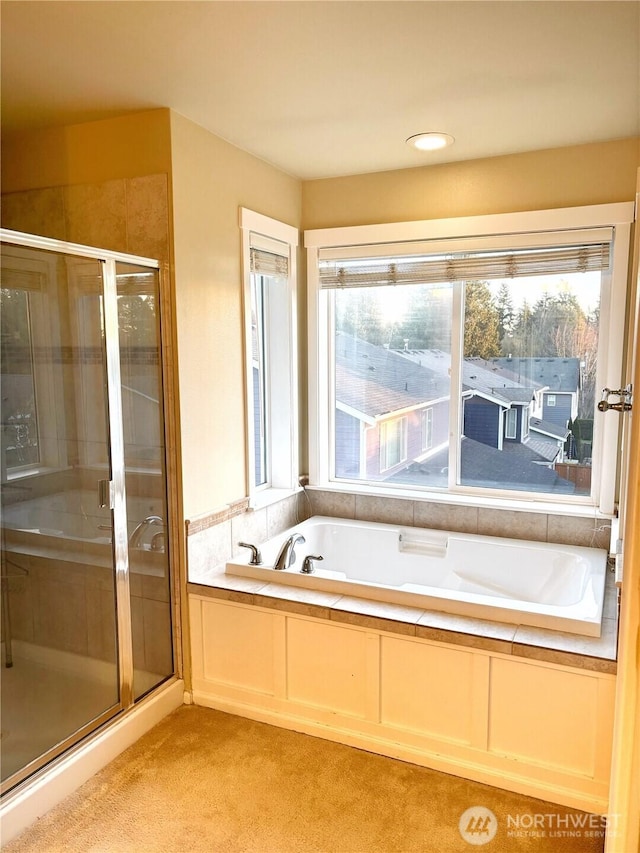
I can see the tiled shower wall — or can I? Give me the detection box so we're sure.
[186,487,611,580]
[1,174,169,262]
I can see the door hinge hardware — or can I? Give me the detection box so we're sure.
[98,479,115,509]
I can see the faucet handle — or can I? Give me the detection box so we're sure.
[238,542,262,565]
[301,555,323,574]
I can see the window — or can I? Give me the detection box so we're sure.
[241,209,299,505]
[0,246,65,476]
[421,408,434,452]
[380,417,408,471]
[547,394,557,407]
[0,288,39,469]
[306,203,632,513]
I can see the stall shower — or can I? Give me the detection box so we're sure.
[0,231,175,793]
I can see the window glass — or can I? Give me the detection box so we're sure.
[422,408,433,451]
[250,274,268,487]
[460,272,600,496]
[0,288,39,469]
[333,283,452,487]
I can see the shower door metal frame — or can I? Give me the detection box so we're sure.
[0,228,165,793]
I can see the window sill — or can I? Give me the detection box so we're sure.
[248,486,303,512]
[306,482,614,520]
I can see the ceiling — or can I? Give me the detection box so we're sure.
[1,1,639,180]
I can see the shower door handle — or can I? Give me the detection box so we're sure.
[98,479,115,509]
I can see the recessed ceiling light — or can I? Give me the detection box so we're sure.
[406,132,455,151]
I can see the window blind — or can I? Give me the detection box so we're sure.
[250,232,289,277]
[318,239,611,289]
[250,248,289,277]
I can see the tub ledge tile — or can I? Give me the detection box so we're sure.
[253,583,340,620]
[329,596,425,636]
[512,616,618,671]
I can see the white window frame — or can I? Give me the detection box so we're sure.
[306,203,633,516]
[547,394,557,407]
[240,209,299,508]
[505,408,517,440]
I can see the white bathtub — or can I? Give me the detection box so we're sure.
[2,489,166,572]
[225,516,608,637]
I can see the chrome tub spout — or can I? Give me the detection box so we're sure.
[273,533,306,570]
[129,515,164,549]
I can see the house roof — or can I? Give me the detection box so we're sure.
[336,334,448,420]
[395,349,540,407]
[491,387,536,404]
[524,438,563,463]
[491,357,581,393]
[529,417,570,440]
[391,438,574,494]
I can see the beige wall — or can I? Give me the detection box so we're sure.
[169,112,302,519]
[302,137,640,229]
[1,110,173,193]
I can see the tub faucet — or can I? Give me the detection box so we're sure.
[273,533,306,570]
[129,515,164,549]
[238,542,262,565]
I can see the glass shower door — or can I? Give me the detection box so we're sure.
[116,261,173,700]
[1,234,174,794]
[1,245,122,789]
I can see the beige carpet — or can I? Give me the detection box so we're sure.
[3,705,605,853]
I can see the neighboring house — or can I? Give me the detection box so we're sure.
[335,337,576,489]
[396,350,544,452]
[335,334,449,480]
[491,356,581,428]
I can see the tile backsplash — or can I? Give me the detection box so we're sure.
[307,489,611,550]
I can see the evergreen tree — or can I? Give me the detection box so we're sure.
[463,281,501,358]
[494,281,515,346]
[335,289,385,345]
[391,285,452,351]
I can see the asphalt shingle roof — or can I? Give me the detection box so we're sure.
[390,438,575,494]
[394,349,541,404]
[529,417,570,440]
[336,334,448,419]
[491,357,581,393]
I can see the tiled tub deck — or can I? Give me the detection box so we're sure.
[189,560,618,674]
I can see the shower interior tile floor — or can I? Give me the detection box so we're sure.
[1,646,158,781]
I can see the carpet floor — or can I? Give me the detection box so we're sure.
[3,705,606,853]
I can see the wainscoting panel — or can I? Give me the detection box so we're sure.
[189,595,615,813]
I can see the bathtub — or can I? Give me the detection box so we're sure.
[225,516,608,637]
[1,488,166,572]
